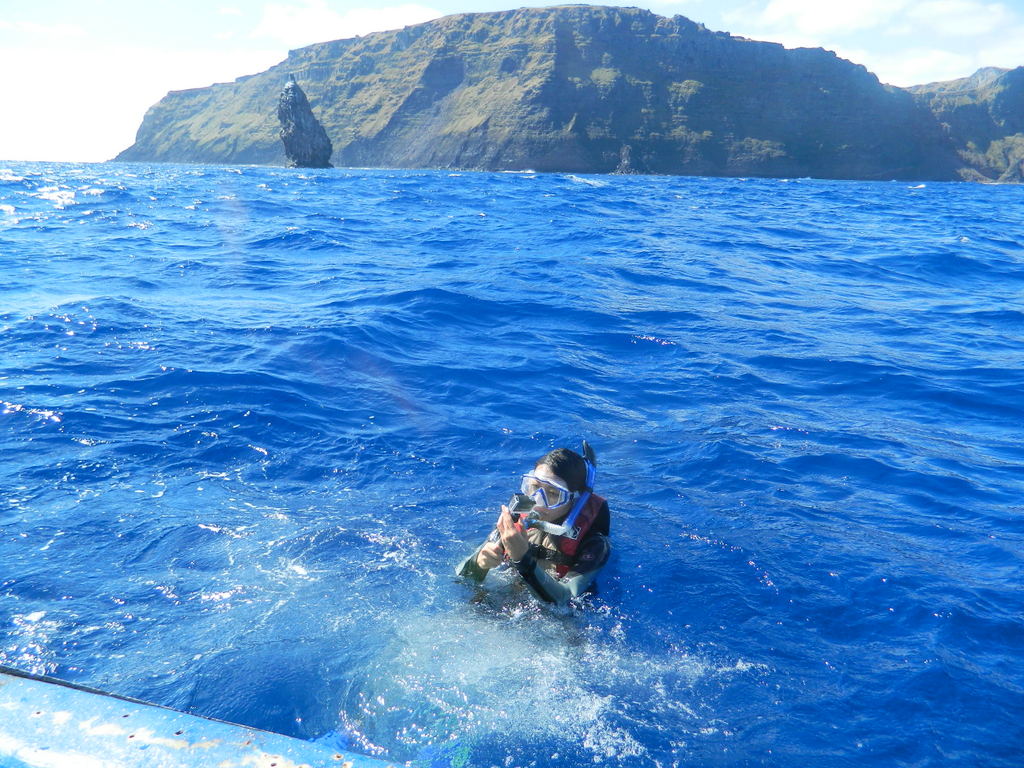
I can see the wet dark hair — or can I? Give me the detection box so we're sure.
[535,446,594,493]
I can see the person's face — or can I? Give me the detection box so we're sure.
[525,464,574,520]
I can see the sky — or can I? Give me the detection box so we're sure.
[2,0,1022,162]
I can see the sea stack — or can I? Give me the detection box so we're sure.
[277,76,333,168]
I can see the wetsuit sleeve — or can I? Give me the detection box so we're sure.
[512,533,611,605]
[454,541,491,582]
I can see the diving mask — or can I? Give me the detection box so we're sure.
[520,473,573,510]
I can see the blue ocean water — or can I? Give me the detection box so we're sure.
[1,161,1022,767]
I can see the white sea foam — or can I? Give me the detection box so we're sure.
[36,185,76,208]
[339,599,731,764]
[566,174,607,187]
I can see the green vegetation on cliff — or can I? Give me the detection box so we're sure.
[116,5,1019,181]
[908,67,1024,182]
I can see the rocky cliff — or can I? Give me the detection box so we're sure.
[278,75,334,167]
[115,5,1013,181]
[908,66,1024,182]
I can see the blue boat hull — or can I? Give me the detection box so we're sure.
[0,667,395,768]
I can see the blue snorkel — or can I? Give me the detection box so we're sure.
[558,440,597,540]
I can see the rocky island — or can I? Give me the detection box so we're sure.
[114,5,1023,182]
[277,75,334,167]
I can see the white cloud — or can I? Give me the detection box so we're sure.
[844,46,979,86]
[643,0,715,9]
[903,0,1017,37]
[250,1,442,49]
[977,30,1024,70]
[740,0,911,37]
[722,0,1024,85]
[0,44,284,162]
[0,19,86,39]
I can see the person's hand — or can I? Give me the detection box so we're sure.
[476,539,505,570]
[497,505,529,562]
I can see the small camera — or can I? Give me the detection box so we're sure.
[487,493,537,543]
[507,492,535,516]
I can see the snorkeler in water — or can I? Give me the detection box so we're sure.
[455,443,610,605]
